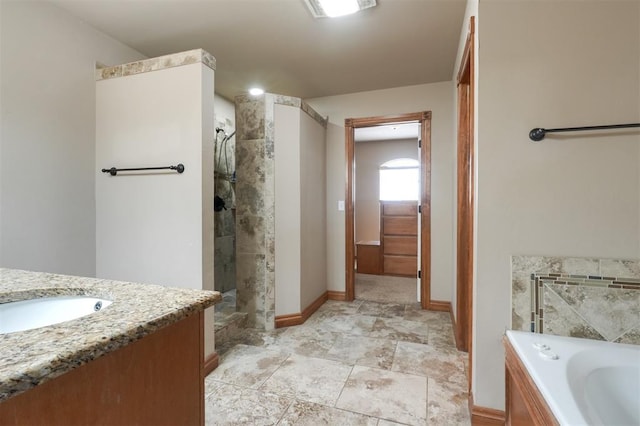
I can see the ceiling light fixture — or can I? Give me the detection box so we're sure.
[304,0,376,18]
[249,87,264,96]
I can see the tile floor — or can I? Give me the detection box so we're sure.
[205,299,471,425]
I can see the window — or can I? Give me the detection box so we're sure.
[379,158,419,201]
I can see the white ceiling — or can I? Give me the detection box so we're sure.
[354,122,419,142]
[50,0,467,101]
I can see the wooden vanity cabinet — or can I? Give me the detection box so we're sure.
[504,337,559,426]
[0,312,205,426]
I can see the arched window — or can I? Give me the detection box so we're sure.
[379,158,419,201]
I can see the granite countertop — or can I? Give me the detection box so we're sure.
[0,268,221,402]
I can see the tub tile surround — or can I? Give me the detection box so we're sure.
[0,268,221,402]
[234,94,327,330]
[511,256,640,344]
[95,48,216,80]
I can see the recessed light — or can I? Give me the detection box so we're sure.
[249,87,264,96]
[304,0,376,19]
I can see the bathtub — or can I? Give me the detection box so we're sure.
[505,330,640,426]
[0,295,113,334]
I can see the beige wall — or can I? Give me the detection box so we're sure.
[0,1,144,275]
[355,139,418,242]
[95,62,215,292]
[307,81,455,301]
[300,108,328,309]
[274,103,327,315]
[274,104,302,315]
[473,0,640,410]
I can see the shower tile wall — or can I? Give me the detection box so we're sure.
[511,255,640,344]
[235,94,327,330]
[214,116,236,294]
[235,95,275,329]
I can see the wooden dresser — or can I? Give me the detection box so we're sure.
[380,201,418,277]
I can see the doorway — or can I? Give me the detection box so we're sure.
[345,112,432,309]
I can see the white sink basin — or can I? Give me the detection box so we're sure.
[0,296,113,334]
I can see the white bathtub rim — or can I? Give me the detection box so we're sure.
[505,330,639,426]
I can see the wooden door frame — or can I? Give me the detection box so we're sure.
[456,17,475,381]
[345,111,432,309]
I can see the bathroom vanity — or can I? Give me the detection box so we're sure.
[0,268,220,425]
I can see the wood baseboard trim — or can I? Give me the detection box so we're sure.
[275,291,329,328]
[469,392,506,425]
[428,299,452,312]
[274,313,303,328]
[203,352,219,376]
[302,291,329,321]
[448,306,461,350]
[327,291,346,301]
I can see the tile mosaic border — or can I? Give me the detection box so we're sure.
[96,49,216,81]
[511,256,640,331]
[530,273,640,333]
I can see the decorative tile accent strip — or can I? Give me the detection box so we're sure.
[530,273,640,333]
[511,255,640,345]
[95,49,216,81]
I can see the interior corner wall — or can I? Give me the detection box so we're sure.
[355,139,418,243]
[306,81,455,301]
[96,63,214,292]
[274,104,302,316]
[299,108,327,310]
[0,1,144,276]
[274,103,327,316]
[475,0,640,410]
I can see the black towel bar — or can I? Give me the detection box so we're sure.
[101,163,185,176]
[529,123,640,141]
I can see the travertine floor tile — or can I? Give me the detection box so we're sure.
[428,322,457,348]
[392,341,466,388]
[260,354,353,405]
[278,400,378,425]
[207,344,289,388]
[367,317,429,344]
[428,377,471,425]
[377,420,411,426]
[208,294,471,426]
[336,365,427,425]
[325,334,397,370]
[204,381,292,426]
[312,299,364,316]
[306,313,377,336]
[272,325,338,358]
[357,301,407,318]
[404,304,451,324]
